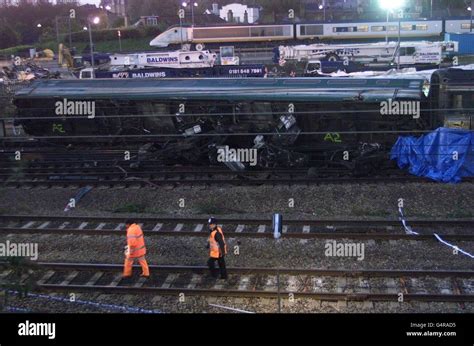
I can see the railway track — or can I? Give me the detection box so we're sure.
[3,147,472,186]
[0,215,473,240]
[0,164,462,186]
[2,175,440,186]
[2,262,473,303]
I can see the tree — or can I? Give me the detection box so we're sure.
[438,0,471,16]
[0,20,20,49]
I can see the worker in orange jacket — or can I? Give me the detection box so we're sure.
[207,217,228,280]
[123,219,150,278]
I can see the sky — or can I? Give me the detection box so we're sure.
[50,0,101,5]
[78,0,101,5]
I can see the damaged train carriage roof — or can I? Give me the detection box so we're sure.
[14,78,425,102]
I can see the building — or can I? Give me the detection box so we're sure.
[17,0,50,4]
[0,0,14,6]
[0,0,55,5]
[358,0,423,18]
[133,15,159,27]
[219,3,259,24]
[100,0,127,17]
[302,0,424,20]
[3,0,51,4]
[100,0,128,26]
[56,0,78,4]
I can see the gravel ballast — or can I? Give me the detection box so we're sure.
[0,182,473,219]
[1,182,473,313]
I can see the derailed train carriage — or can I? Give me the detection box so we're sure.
[429,68,474,130]
[12,75,451,173]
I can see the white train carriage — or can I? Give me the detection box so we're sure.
[150,24,294,48]
[445,19,474,33]
[296,20,443,40]
[150,19,469,49]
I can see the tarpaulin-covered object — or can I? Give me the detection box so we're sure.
[390,127,474,183]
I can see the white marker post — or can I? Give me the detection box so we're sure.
[273,213,282,239]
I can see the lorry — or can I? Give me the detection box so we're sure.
[78,64,266,79]
[108,49,218,69]
[78,46,252,79]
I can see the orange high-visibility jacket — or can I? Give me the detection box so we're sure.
[126,223,146,258]
[209,227,227,258]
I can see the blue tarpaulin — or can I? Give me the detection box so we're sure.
[390,127,474,183]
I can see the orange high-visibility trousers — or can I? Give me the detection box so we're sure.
[123,256,149,277]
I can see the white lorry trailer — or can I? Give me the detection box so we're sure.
[108,50,218,69]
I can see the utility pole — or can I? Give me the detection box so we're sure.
[323,0,326,21]
[68,16,72,48]
[397,9,403,70]
[471,0,473,33]
[118,30,122,51]
[88,22,94,70]
[55,16,60,45]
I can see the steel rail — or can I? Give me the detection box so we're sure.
[14,262,473,302]
[0,227,472,241]
[0,215,472,226]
